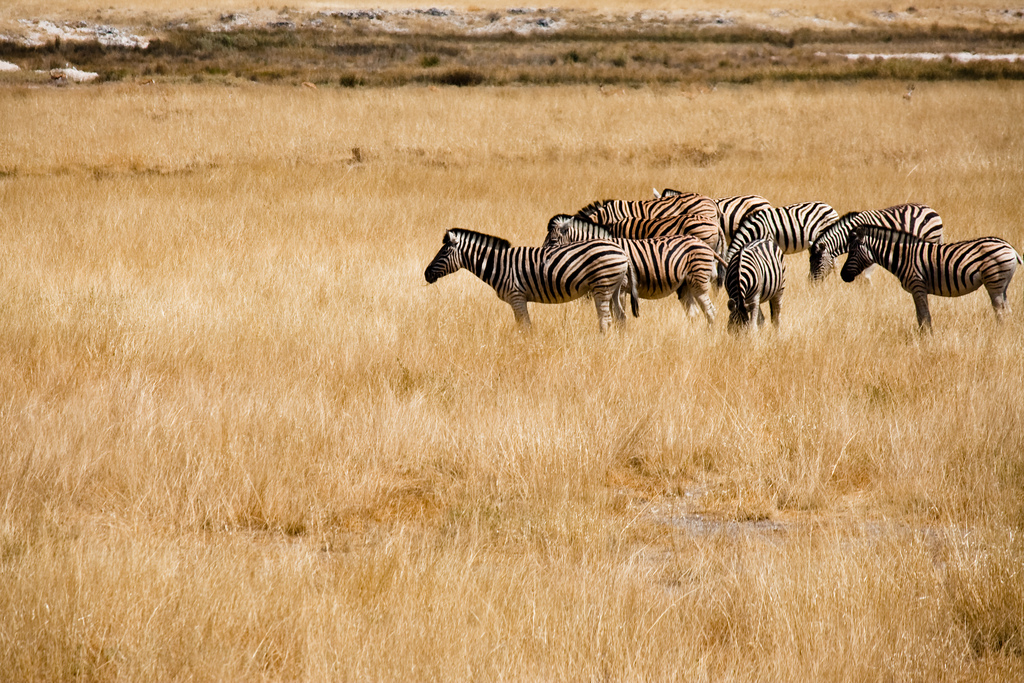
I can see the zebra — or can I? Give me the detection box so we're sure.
[725,237,786,332]
[724,201,839,265]
[587,212,724,254]
[655,188,772,244]
[841,224,1022,329]
[808,204,944,282]
[543,214,727,325]
[576,191,720,226]
[424,228,639,334]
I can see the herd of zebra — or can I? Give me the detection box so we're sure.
[424,189,1023,333]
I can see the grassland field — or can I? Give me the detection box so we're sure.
[2,3,1024,682]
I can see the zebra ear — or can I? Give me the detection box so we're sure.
[653,187,661,198]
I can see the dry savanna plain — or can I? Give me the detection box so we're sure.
[2,2,1024,682]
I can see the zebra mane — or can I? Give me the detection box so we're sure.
[445,228,512,251]
[549,212,602,229]
[575,200,613,218]
[853,223,925,245]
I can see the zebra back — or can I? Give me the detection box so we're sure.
[577,192,719,225]
[810,203,944,281]
[715,195,773,242]
[726,201,838,262]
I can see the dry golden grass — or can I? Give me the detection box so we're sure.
[1,80,1023,680]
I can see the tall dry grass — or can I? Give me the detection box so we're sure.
[1,81,1023,680]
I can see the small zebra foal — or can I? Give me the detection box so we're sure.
[425,228,638,334]
[725,237,786,332]
[841,225,1022,330]
[543,215,727,325]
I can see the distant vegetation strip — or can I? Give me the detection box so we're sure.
[3,14,1024,86]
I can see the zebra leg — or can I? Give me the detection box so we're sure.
[768,292,783,328]
[911,290,932,330]
[593,292,614,334]
[610,281,627,325]
[509,295,532,330]
[678,287,701,317]
[696,292,716,326]
[986,283,1011,320]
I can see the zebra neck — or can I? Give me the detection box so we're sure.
[463,244,507,289]
[865,237,920,274]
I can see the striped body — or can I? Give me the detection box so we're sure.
[656,188,772,243]
[725,237,786,331]
[544,215,726,325]
[715,194,773,243]
[809,204,944,282]
[577,192,720,226]
[425,228,637,333]
[600,213,723,253]
[841,225,1021,329]
[726,201,839,263]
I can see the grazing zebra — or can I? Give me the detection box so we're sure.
[725,237,786,332]
[424,228,638,334]
[841,225,1022,329]
[655,188,772,243]
[808,203,944,282]
[543,214,727,325]
[577,192,720,226]
[725,201,839,264]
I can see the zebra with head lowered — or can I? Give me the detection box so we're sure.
[425,228,639,334]
[725,201,839,265]
[543,214,727,325]
[809,203,943,282]
[725,237,786,332]
[841,224,1022,330]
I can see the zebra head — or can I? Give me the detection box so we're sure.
[808,242,835,283]
[840,229,875,283]
[542,215,576,251]
[424,230,465,283]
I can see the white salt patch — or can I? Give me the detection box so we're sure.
[0,60,20,72]
[841,52,1024,63]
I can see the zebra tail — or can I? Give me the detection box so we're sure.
[628,262,640,317]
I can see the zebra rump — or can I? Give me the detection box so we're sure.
[725,237,786,331]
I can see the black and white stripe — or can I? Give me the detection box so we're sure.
[582,212,724,254]
[809,204,944,282]
[543,215,727,325]
[577,192,720,226]
[656,188,772,244]
[725,201,839,264]
[725,237,786,331]
[425,228,638,333]
[841,224,1022,329]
